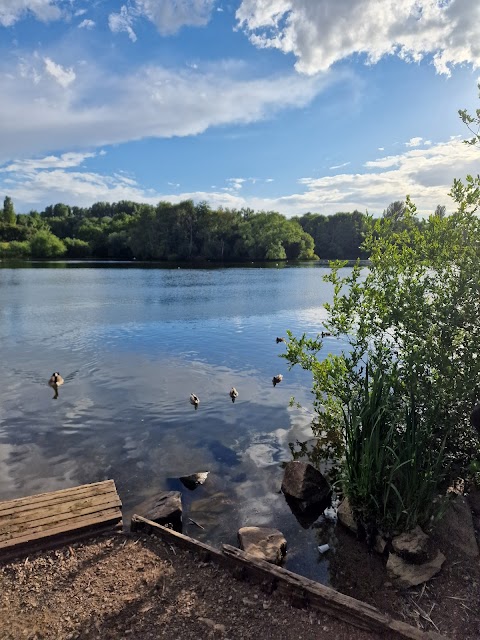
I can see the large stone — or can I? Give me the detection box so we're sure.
[387,551,446,588]
[281,461,331,506]
[143,491,182,532]
[238,526,287,565]
[392,525,429,563]
[179,471,209,491]
[336,498,358,534]
[436,495,479,558]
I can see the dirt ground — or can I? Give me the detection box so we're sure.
[1,532,386,640]
[1,499,479,640]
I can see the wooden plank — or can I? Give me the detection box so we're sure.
[222,546,448,640]
[0,495,122,540]
[0,489,120,524]
[0,480,116,514]
[0,507,122,550]
[130,516,448,640]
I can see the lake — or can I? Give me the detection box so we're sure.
[0,262,346,582]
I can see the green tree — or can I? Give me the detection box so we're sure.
[30,230,66,258]
[2,196,16,224]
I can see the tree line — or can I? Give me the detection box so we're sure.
[0,195,443,262]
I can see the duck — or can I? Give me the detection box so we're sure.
[272,374,283,387]
[190,393,200,410]
[276,337,286,344]
[321,331,332,338]
[48,372,64,387]
[229,387,239,403]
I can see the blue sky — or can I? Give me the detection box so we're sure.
[0,0,479,217]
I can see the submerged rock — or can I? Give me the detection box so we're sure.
[387,551,445,588]
[143,491,182,533]
[238,526,287,565]
[179,472,209,491]
[281,461,331,506]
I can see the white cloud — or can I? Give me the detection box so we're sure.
[330,161,350,170]
[0,0,63,26]
[78,18,95,29]
[108,5,137,42]
[405,136,423,147]
[378,147,384,151]
[236,0,480,76]
[0,56,332,162]
[44,57,76,87]
[2,138,477,217]
[134,0,216,36]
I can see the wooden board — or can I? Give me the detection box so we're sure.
[0,480,122,561]
[131,514,449,640]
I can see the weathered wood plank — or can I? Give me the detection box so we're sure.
[222,546,448,640]
[0,480,116,514]
[0,507,122,550]
[0,495,122,540]
[0,490,120,525]
[130,516,448,640]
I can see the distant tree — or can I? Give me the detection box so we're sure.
[30,230,66,258]
[383,200,406,222]
[434,204,446,218]
[2,196,16,224]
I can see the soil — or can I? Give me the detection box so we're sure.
[0,532,384,640]
[1,496,479,640]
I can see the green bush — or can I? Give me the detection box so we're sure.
[30,231,66,258]
[63,237,91,258]
[0,240,31,258]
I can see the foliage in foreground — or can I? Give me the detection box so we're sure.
[284,188,480,535]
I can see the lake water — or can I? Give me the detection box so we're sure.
[0,262,347,582]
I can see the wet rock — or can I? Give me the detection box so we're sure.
[392,526,429,563]
[283,495,327,529]
[179,472,209,491]
[436,495,479,558]
[387,551,445,588]
[143,491,182,532]
[336,498,357,534]
[238,527,287,565]
[281,461,331,506]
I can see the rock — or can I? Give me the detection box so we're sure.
[387,551,446,588]
[238,526,287,565]
[281,461,331,506]
[392,526,429,563]
[337,498,357,533]
[467,489,480,516]
[374,535,387,555]
[436,495,479,558]
[283,495,327,529]
[179,472,209,491]
[143,491,182,532]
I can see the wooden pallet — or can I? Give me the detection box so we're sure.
[0,480,122,561]
[131,514,449,640]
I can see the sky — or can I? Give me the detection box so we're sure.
[0,0,479,217]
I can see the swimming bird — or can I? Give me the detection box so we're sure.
[321,331,332,338]
[48,372,64,387]
[229,387,239,403]
[272,374,283,387]
[190,393,200,410]
[48,372,64,400]
[276,337,286,344]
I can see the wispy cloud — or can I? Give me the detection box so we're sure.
[405,136,423,147]
[329,161,350,170]
[108,6,137,42]
[78,19,95,29]
[43,57,76,87]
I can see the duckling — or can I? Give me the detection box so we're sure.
[229,387,239,403]
[190,393,200,410]
[272,374,283,387]
[321,331,332,338]
[276,337,286,344]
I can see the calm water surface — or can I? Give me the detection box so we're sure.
[0,262,347,582]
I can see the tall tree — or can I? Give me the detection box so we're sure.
[3,196,16,224]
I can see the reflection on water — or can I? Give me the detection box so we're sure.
[0,263,348,583]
